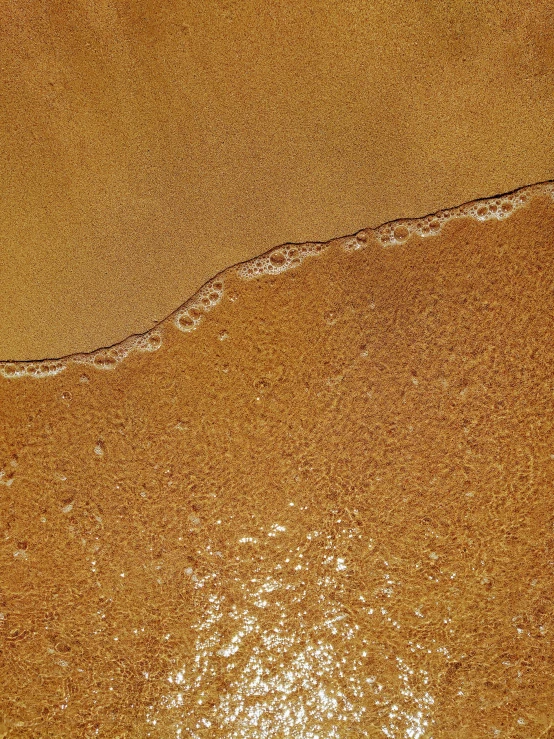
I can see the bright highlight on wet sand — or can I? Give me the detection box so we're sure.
[1,183,554,737]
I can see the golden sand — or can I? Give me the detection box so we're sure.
[2,0,554,360]
[1,187,554,737]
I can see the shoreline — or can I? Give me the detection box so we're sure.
[1,178,552,380]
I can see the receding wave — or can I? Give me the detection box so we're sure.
[1,179,552,380]
[2,182,554,737]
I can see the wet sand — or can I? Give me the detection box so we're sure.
[2,0,554,360]
[2,2,554,736]
[1,189,554,737]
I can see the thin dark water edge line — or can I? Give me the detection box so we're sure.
[1,177,553,376]
[363,178,554,233]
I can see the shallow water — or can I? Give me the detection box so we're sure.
[1,186,554,737]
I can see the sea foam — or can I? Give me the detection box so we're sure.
[1,180,552,380]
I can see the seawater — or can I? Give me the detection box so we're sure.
[1,182,554,738]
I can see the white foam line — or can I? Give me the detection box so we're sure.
[1,180,552,380]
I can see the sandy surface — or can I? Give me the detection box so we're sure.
[1,194,554,736]
[2,4,554,737]
[1,0,554,359]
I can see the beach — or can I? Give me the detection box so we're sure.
[1,1,554,736]
[1,188,554,736]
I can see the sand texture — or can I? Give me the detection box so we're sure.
[1,191,554,737]
[2,0,554,360]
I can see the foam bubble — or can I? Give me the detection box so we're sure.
[135,331,163,353]
[1,179,552,380]
[236,242,327,280]
[0,360,67,380]
[68,328,165,372]
[372,184,542,249]
[0,327,165,379]
[174,277,225,333]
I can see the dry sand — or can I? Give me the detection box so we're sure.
[1,188,554,736]
[1,0,554,359]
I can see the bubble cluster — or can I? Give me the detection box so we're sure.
[70,329,164,372]
[373,185,539,248]
[0,359,67,380]
[174,278,225,333]
[135,331,163,353]
[341,230,371,252]
[236,242,327,280]
[0,329,164,379]
[1,180,552,381]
